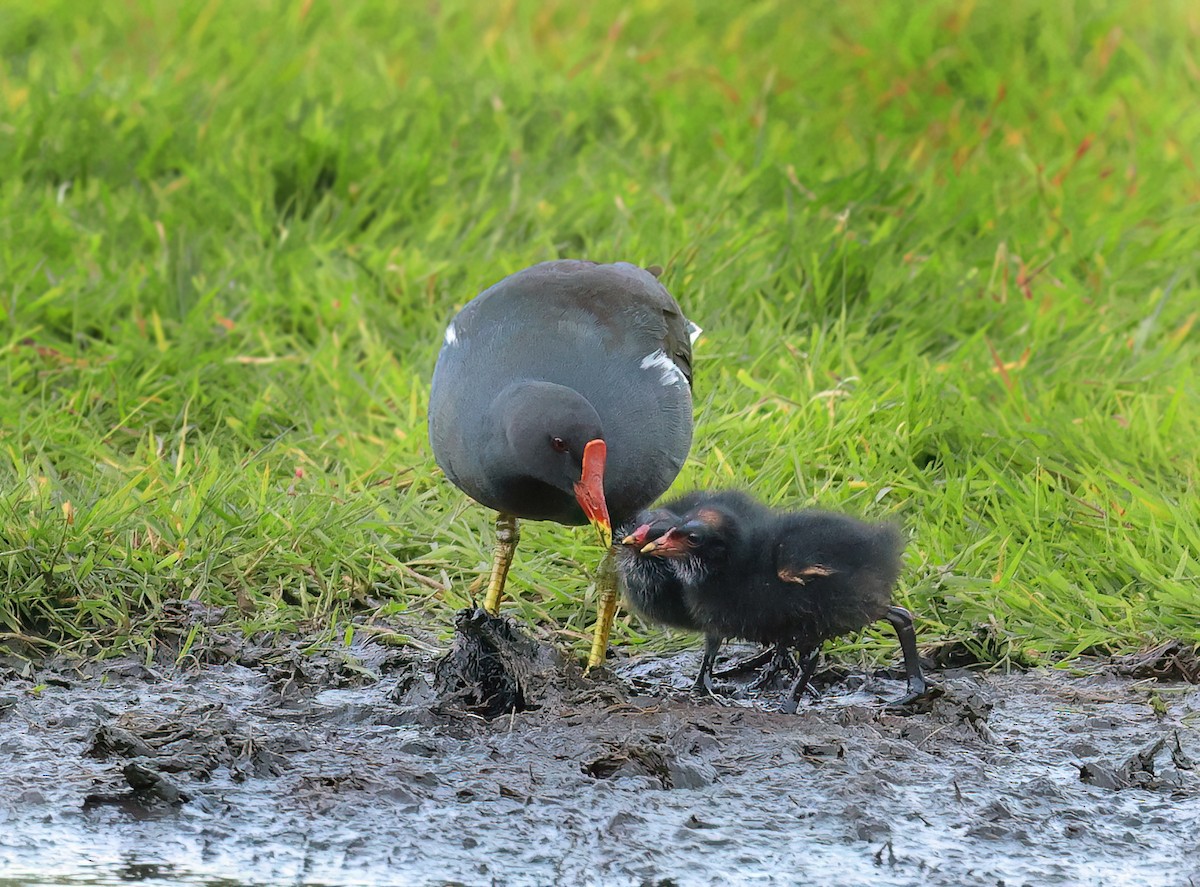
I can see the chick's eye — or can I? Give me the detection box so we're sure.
[687,533,702,544]
[550,437,569,453]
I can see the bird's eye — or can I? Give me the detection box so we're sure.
[687,533,702,544]
[550,437,569,453]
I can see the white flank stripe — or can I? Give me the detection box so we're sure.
[640,349,687,387]
[444,322,458,346]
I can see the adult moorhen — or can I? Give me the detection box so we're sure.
[641,494,928,710]
[428,260,698,668]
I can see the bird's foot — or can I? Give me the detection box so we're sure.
[777,683,821,714]
[748,648,799,692]
[691,672,738,701]
[690,681,735,707]
[712,647,775,678]
[884,676,938,710]
[583,661,612,679]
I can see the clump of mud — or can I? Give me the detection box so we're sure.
[583,743,675,786]
[82,762,191,814]
[432,607,586,718]
[1079,730,1196,792]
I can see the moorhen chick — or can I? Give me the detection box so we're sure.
[428,260,699,668]
[617,504,699,634]
[616,490,779,691]
[642,495,928,710]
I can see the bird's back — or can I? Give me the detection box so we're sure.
[764,511,904,645]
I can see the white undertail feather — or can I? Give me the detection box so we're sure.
[443,322,458,346]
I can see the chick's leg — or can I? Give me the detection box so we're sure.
[884,605,929,706]
[780,648,821,714]
[693,634,723,695]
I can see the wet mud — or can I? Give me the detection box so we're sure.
[1,609,1198,886]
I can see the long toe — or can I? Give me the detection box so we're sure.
[712,647,775,678]
[748,649,799,692]
[884,691,920,709]
[885,677,936,710]
[690,684,734,707]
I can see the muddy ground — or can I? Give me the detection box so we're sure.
[1,609,1198,887]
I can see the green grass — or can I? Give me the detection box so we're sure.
[1,0,1197,666]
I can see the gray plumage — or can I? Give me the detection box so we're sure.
[428,260,695,526]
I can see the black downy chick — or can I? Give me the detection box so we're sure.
[616,505,699,633]
[615,490,777,693]
[643,497,928,711]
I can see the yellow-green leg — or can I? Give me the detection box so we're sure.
[482,513,519,614]
[586,547,618,671]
